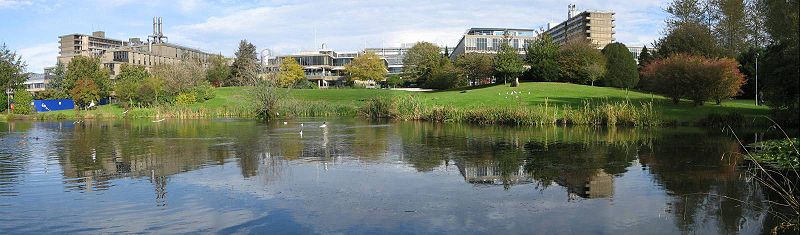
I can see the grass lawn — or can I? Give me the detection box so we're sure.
[8,82,768,124]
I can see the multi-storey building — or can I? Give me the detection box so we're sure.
[365,44,448,76]
[543,4,615,49]
[268,48,387,88]
[23,73,47,92]
[450,28,536,60]
[57,17,214,78]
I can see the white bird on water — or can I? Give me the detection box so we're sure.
[319,122,327,128]
[152,118,165,123]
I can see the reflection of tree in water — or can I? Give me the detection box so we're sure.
[638,131,767,234]
[350,123,390,161]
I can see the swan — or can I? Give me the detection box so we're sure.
[319,122,327,128]
[283,121,288,125]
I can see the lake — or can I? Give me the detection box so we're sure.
[0,119,793,234]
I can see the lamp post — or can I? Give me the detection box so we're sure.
[5,88,12,114]
[755,52,759,106]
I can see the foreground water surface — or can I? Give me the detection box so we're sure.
[0,119,793,234]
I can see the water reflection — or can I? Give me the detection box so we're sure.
[0,119,794,234]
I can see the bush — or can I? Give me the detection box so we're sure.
[12,90,33,114]
[175,92,197,106]
[248,80,285,120]
[292,79,318,89]
[191,84,216,102]
[602,42,639,88]
[641,54,745,105]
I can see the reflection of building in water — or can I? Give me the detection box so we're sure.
[558,169,614,199]
[456,161,532,185]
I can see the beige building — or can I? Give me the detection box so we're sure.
[544,4,615,49]
[57,17,214,78]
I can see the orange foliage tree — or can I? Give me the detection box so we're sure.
[641,54,745,106]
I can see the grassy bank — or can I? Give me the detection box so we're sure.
[1,82,769,126]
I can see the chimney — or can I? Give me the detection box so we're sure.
[158,17,163,36]
[153,17,158,36]
[568,4,577,19]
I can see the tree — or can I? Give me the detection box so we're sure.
[151,61,207,98]
[709,0,750,56]
[455,53,494,85]
[494,42,526,86]
[641,54,745,105]
[231,40,259,86]
[558,40,607,86]
[638,46,654,69]
[70,79,100,109]
[11,90,33,114]
[277,58,305,88]
[759,0,799,126]
[207,55,232,87]
[65,56,110,99]
[345,52,387,83]
[0,43,26,92]
[656,22,722,58]
[248,80,285,120]
[402,42,442,86]
[386,75,403,88]
[665,0,710,28]
[45,62,69,99]
[524,34,561,82]
[602,42,639,88]
[113,64,149,107]
[426,59,465,89]
[735,47,764,99]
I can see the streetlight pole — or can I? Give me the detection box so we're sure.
[755,53,759,106]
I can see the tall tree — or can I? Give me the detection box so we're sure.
[46,62,68,98]
[64,56,110,99]
[638,46,654,68]
[602,42,639,88]
[402,42,442,86]
[656,22,722,58]
[524,34,561,82]
[558,40,607,86]
[735,47,764,99]
[277,58,305,88]
[113,64,149,106]
[665,0,710,28]
[207,55,232,87]
[455,53,494,86]
[759,0,799,126]
[345,52,387,83]
[494,42,526,86]
[151,61,207,97]
[231,40,259,86]
[0,43,26,92]
[710,0,750,56]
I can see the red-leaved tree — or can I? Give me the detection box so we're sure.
[641,54,745,106]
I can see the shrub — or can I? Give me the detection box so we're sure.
[641,54,745,105]
[175,93,197,106]
[248,80,285,120]
[70,79,100,109]
[602,42,639,88]
[12,90,33,114]
[191,84,216,102]
[292,79,318,89]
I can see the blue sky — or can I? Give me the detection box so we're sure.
[0,0,670,73]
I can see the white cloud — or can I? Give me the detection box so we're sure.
[18,42,58,73]
[171,0,671,56]
[0,0,32,8]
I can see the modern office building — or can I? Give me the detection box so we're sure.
[57,17,214,78]
[366,44,448,75]
[269,48,388,88]
[450,28,536,60]
[23,73,48,92]
[543,4,615,49]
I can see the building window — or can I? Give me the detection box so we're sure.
[476,38,487,51]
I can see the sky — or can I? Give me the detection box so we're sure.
[0,0,670,73]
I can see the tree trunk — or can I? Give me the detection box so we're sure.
[511,78,519,87]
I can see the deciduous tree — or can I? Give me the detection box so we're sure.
[494,42,526,86]
[558,40,606,86]
[656,22,722,58]
[70,79,100,109]
[455,53,494,85]
[402,42,442,86]
[345,52,387,83]
[207,55,232,87]
[0,43,26,92]
[524,34,560,82]
[277,58,305,88]
[65,56,110,99]
[642,54,745,106]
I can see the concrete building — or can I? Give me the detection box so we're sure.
[23,73,47,92]
[450,28,536,60]
[366,44,448,75]
[269,48,387,88]
[57,17,214,78]
[627,45,643,64]
[544,4,615,49]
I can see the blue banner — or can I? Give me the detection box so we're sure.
[33,99,75,112]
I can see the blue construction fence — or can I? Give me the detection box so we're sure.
[32,98,110,112]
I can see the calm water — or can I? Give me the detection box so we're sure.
[0,119,792,234]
